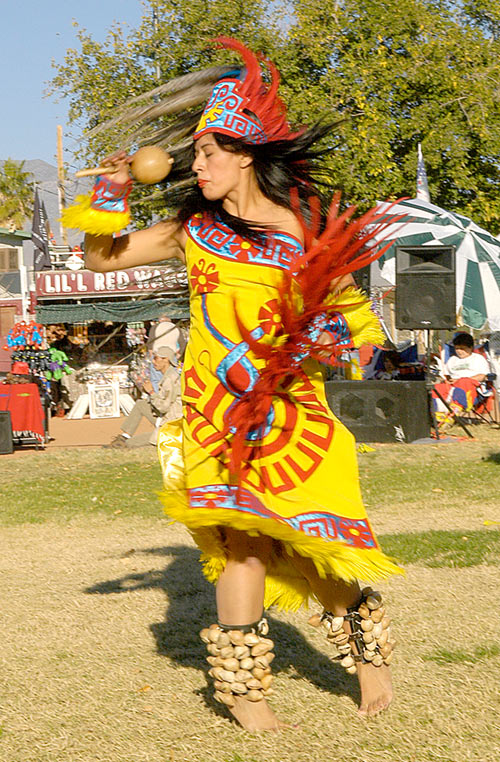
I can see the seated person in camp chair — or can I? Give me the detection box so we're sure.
[106,346,182,448]
[432,332,489,428]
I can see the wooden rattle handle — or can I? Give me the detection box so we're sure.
[74,166,119,178]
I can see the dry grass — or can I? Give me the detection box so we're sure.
[0,428,499,761]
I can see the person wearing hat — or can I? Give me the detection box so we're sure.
[107,345,181,448]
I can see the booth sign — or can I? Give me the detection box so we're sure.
[36,267,184,299]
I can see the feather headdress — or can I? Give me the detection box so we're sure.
[194,38,297,144]
[84,38,297,155]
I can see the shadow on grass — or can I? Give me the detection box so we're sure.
[483,451,500,464]
[85,544,358,716]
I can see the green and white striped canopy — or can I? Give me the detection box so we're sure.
[373,198,500,330]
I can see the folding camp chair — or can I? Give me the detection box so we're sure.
[434,339,498,429]
[470,377,498,424]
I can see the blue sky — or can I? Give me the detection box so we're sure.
[1,0,144,166]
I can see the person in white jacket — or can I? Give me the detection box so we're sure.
[433,333,489,425]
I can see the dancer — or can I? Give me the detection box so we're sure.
[82,39,403,731]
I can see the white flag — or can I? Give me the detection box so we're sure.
[416,143,430,202]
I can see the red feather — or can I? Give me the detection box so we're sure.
[214,196,406,483]
[213,37,300,142]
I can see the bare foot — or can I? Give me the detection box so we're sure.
[356,662,393,718]
[228,696,292,731]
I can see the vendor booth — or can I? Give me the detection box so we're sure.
[34,262,189,418]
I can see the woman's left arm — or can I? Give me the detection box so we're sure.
[316,274,357,358]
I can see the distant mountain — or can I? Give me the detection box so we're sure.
[1,158,91,259]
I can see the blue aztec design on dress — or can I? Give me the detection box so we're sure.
[188,485,377,549]
[186,213,302,271]
[200,293,262,396]
[200,294,276,439]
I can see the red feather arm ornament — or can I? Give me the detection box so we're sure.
[221,195,405,482]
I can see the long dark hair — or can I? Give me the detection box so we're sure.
[163,118,345,242]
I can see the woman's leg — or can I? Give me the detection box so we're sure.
[216,528,271,625]
[213,528,287,731]
[291,552,393,717]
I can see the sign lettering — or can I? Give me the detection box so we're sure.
[35,266,185,299]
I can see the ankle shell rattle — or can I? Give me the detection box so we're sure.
[200,618,274,707]
[321,587,395,674]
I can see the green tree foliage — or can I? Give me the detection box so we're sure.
[0,159,34,230]
[50,0,500,232]
[286,0,500,229]
[462,0,500,39]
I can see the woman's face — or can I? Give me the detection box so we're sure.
[192,133,249,200]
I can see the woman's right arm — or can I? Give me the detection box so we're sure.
[85,220,187,272]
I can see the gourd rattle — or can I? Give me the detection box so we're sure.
[75,145,173,184]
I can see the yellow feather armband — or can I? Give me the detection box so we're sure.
[326,287,385,348]
[60,175,132,236]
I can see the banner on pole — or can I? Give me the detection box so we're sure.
[32,189,52,271]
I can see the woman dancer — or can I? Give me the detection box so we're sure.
[83,39,402,731]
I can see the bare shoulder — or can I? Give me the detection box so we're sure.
[276,208,304,243]
[260,203,304,243]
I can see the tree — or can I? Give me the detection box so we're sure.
[0,159,34,230]
[50,0,500,232]
[462,0,500,40]
[285,0,500,229]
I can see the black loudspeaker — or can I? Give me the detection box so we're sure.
[395,245,456,329]
[325,380,431,443]
[355,264,371,293]
[0,411,14,454]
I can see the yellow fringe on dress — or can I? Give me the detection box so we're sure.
[60,193,130,235]
[158,419,403,612]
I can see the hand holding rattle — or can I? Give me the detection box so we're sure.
[75,145,174,184]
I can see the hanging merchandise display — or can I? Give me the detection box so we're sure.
[9,347,73,381]
[4,321,44,350]
[5,321,73,383]
[125,322,147,348]
[68,323,89,347]
[45,324,68,345]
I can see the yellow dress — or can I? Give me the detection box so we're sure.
[159,211,402,611]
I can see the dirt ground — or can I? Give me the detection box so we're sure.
[6,412,154,453]
[1,425,499,761]
[1,515,499,762]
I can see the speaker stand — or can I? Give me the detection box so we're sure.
[425,330,474,440]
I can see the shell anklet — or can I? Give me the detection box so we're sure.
[321,587,395,674]
[200,617,275,708]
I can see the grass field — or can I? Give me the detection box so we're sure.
[0,427,499,762]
